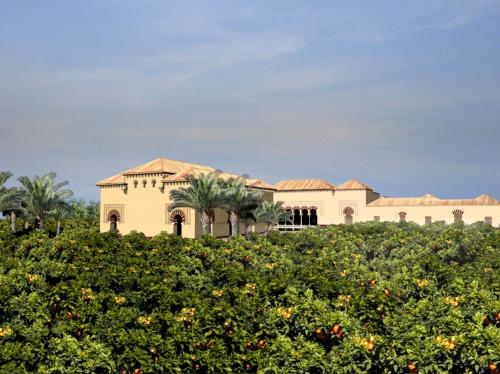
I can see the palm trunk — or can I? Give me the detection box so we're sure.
[201,212,212,236]
[10,211,16,234]
[37,217,44,230]
[267,223,273,233]
[230,212,239,236]
[243,222,249,236]
[56,220,61,236]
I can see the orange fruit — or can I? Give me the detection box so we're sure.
[488,363,498,374]
[330,325,342,335]
[407,363,417,373]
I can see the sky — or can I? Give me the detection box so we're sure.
[0,0,499,201]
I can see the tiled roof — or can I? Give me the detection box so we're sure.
[161,167,213,182]
[274,179,336,191]
[246,179,276,190]
[95,173,127,186]
[367,194,499,207]
[123,158,214,175]
[336,179,373,191]
[163,168,275,190]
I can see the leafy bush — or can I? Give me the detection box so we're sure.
[0,221,498,373]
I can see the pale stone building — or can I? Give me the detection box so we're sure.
[97,158,499,237]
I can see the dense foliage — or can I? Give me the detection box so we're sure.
[0,220,498,373]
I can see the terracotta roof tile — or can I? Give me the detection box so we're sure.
[368,194,499,207]
[336,179,373,191]
[123,158,214,175]
[274,179,336,191]
[96,173,126,186]
[246,179,276,190]
[162,168,275,190]
[162,167,215,182]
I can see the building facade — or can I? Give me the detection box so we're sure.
[97,158,500,237]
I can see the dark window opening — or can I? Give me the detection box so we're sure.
[109,214,118,231]
[173,215,183,236]
[302,209,310,225]
[293,209,301,225]
[310,209,317,226]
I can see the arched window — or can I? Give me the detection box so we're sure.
[399,211,407,223]
[343,207,354,225]
[107,209,120,231]
[142,180,147,188]
[133,180,138,188]
[310,209,318,226]
[173,215,183,236]
[151,179,157,188]
[452,209,464,224]
[285,209,292,226]
[293,208,301,226]
[301,209,309,226]
[170,210,185,236]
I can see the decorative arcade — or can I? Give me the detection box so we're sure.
[276,206,318,231]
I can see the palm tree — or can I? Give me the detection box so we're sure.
[0,172,25,234]
[169,172,224,235]
[222,177,263,237]
[17,172,73,230]
[255,201,292,233]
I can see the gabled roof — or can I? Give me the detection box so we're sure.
[246,179,276,190]
[336,178,373,191]
[274,179,336,191]
[162,168,275,190]
[161,167,214,182]
[367,194,499,207]
[475,194,498,204]
[95,173,127,186]
[123,158,214,175]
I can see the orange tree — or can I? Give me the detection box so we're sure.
[0,219,498,373]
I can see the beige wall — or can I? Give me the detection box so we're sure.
[273,189,498,227]
[99,176,272,238]
[99,172,499,237]
[364,205,499,226]
[99,174,200,237]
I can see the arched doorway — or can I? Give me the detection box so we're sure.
[301,208,310,226]
[343,207,354,225]
[310,208,318,226]
[293,208,301,226]
[173,215,183,236]
[107,210,120,231]
[170,209,186,236]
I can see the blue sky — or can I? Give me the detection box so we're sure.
[1,0,499,200]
